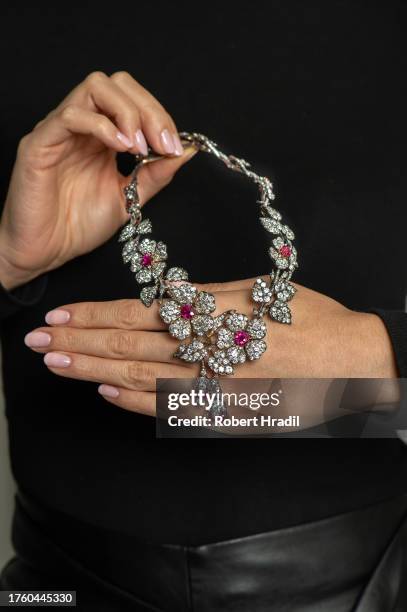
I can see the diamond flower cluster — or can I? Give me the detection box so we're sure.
[159,284,216,340]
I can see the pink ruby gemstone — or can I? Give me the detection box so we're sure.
[180,304,194,319]
[234,330,250,346]
[279,245,292,258]
[141,253,152,267]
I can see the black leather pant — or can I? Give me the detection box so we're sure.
[1,492,407,611]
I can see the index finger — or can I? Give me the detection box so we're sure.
[43,284,269,331]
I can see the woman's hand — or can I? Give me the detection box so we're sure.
[0,71,196,290]
[24,278,397,416]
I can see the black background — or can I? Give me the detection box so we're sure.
[1,2,407,545]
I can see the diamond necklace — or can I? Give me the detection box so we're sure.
[119,132,298,379]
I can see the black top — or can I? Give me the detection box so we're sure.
[1,2,406,546]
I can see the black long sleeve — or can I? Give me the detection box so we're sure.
[0,276,48,322]
[370,309,407,378]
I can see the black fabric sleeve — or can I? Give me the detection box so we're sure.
[0,275,48,321]
[369,308,407,378]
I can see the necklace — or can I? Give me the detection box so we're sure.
[119,132,298,379]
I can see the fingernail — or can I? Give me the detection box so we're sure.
[160,128,176,154]
[117,131,134,148]
[134,129,148,156]
[172,133,184,156]
[24,331,51,348]
[98,384,120,398]
[45,309,70,325]
[44,352,71,368]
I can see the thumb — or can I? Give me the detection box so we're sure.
[132,145,198,206]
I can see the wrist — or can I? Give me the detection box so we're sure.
[0,227,39,291]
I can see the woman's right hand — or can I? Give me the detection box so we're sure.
[0,71,196,290]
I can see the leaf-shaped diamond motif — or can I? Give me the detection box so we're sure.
[136,219,152,234]
[274,281,296,302]
[140,285,157,307]
[168,284,197,304]
[119,223,137,242]
[174,339,208,363]
[260,217,282,234]
[264,181,275,200]
[165,267,189,282]
[156,241,168,259]
[152,261,166,279]
[269,300,292,324]
[263,205,282,221]
[289,246,298,268]
[251,278,272,303]
[122,239,138,263]
[281,225,295,240]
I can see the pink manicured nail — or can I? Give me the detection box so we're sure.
[160,128,176,154]
[135,129,148,156]
[24,331,51,348]
[44,352,71,368]
[172,133,184,156]
[45,309,70,325]
[116,131,133,148]
[98,384,120,398]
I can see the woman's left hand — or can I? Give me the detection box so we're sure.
[24,278,397,416]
